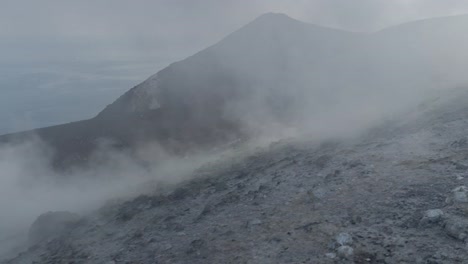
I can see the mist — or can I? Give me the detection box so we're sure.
[0,134,243,258]
[2,8,468,234]
[3,1,468,262]
[3,0,468,134]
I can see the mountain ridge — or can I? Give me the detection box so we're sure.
[2,13,468,170]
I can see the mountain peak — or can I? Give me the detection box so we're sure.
[225,12,306,38]
[257,12,292,20]
[241,12,343,34]
[251,12,298,25]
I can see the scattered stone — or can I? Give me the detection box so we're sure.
[247,219,262,227]
[336,232,353,246]
[420,209,444,225]
[311,187,327,199]
[162,243,173,251]
[452,186,468,203]
[325,170,342,182]
[347,160,364,169]
[444,217,468,241]
[325,252,336,259]
[295,222,320,233]
[337,245,354,259]
[186,239,207,256]
[350,214,363,225]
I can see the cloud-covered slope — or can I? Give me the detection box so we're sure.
[3,13,468,169]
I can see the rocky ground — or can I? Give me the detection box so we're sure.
[4,90,468,264]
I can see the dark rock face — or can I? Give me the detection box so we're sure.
[28,211,80,245]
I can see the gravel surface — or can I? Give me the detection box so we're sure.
[5,90,468,264]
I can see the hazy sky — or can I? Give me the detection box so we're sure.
[3,0,468,61]
[1,0,468,134]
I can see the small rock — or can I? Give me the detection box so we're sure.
[312,188,327,199]
[452,186,468,203]
[186,239,207,255]
[248,219,262,226]
[444,217,468,241]
[337,245,354,259]
[421,209,444,224]
[336,232,353,246]
[162,243,173,250]
[325,252,336,259]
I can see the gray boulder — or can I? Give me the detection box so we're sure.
[335,232,353,246]
[420,209,444,225]
[449,186,468,203]
[337,245,354,259]
[444,217,468,241]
